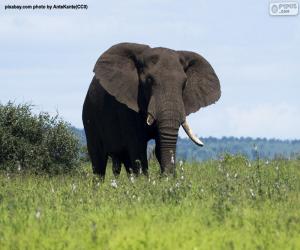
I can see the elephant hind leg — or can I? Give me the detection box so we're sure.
[85,129,107,179]
[91,152,107,178]
[88,143,107,179]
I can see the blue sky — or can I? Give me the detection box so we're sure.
[1,0,299,139]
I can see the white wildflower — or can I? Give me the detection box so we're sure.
[51,187,55,193]
[111,179,118,188]
[169,150,175,164]
[130,175,135,183]
[171,155,175,164]
[152,180,156,185]
[234,173,238,178]
[249,188,255,198]
[181,175,184,180]
[35,210,41,219]
[175,182,180,188]
[71,183,76,192]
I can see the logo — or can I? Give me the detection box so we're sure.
[269,1,299,16]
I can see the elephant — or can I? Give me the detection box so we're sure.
[82,43,221,178]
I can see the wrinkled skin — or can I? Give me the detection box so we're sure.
[82,43,221,178]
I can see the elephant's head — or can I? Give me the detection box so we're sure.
[94,43,221,174]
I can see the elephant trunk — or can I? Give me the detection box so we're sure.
[157,119,179,175]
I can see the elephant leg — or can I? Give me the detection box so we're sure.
[89,145,107,179]
[122,154,141,177]
[90,150,107,179]
[126,143,148,176]
[140,153,149,177]
[112,157,122,177]
[85,130,107,179]
[123,156,133,176]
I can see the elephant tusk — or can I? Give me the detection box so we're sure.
[146,113,155,126]
[181,120,204,147]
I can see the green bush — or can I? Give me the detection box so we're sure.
[0,102,80,173]
[79,145,90,162]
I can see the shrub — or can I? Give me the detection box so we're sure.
[79,145,90,162]
[0,102,80,173]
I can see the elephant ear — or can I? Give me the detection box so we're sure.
[93,43,150,112]
[177,51,221,116]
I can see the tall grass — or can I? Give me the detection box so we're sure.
[0,156,299,249]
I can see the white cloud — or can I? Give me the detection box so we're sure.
[226,104,300,139]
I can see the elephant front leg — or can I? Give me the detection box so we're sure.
[139,153,149,177]
[123,152,148,177]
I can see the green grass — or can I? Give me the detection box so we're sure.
[0,155,299,250]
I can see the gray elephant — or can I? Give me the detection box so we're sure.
[82,43,221,178]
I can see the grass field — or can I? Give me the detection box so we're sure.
[0,155,299,250]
